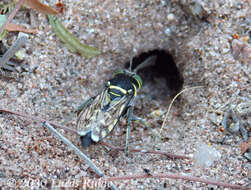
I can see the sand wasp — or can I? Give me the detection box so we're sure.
[74,53,156,154]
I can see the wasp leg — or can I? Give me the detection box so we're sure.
[125,106,134,156]
[132,115,161,142]
[62,97,95,125]
[131,115,150,129]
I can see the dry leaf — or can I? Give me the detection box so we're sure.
[25,0,57,15]
[6,23,38,34]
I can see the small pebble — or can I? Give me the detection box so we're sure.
[164,28,172,36]
[167,13,175,21]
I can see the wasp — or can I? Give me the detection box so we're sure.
[74,53,156,154]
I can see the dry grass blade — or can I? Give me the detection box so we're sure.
[48,15,100,58]
[6,23,38,34]
[160,86,204,134]
[0,108,246,189]
[0,107,118,190]
[42,122,118,190]
[43,122,104,177]
[1,108,121,183]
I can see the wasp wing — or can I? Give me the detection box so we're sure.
[77,89,131,143]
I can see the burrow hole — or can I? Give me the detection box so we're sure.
[126,49,184,100]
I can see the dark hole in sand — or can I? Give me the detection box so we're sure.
[125,49,184,98]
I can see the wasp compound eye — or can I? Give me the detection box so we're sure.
[132,74,143,89]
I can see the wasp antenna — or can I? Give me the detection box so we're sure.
[133,55,157,73]
[129,48,134,72]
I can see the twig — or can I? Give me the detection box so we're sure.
[0,107,118,189]
[0,108,78,134]
[0,36,28,68]
[102,173,246,189]
[43,122,118,190]
[0,108,249,189]
[0,108,190,159]
[43,122,102,175]
[100,142,190,160]
[0,0,25,35]
[160,86,204,133]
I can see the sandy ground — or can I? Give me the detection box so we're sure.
[0,0,250,189]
